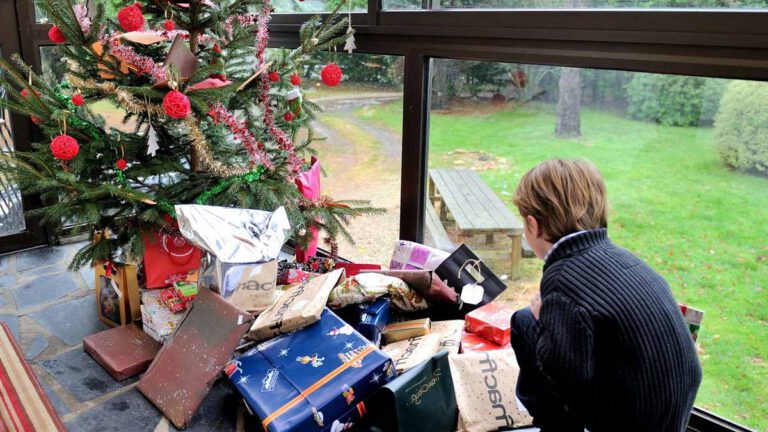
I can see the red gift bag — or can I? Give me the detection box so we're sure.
[143,225,201,289]
[295,157,321,263]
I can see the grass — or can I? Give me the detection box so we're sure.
[357,99,768,430]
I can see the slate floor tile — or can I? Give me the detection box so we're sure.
[64,389,161,432]
[13,273,79,312]
[0,255,8,273]
[0,314,20,341]
[40,382,70,416]
[25,333,49,360]
[0,274,17,290]
[29,295,106,346]
[79,265,95,291]
[20,265,62,279]
[174,380,239,432]
[40,349,135,403]
[16,246,70,272]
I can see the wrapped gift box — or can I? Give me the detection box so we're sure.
[431,320,464,356]
[460,330,509,353]
[389,240,450,271]
[140,290,184,343]
[83,323,161,381]
[229,308,394,432]
[382,318,431,345]
[679,304,704,342]
[356,298,391,347]
[465,301,513,347]
[383,333,443,375]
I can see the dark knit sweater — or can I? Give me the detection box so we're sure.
[535,228,702,432]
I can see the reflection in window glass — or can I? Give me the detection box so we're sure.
[296,51,404,264]
[273,0,366,13]
[407,0,768,8]
[382,0,424,9]
[0,47,26,236]
[381,58,764,427]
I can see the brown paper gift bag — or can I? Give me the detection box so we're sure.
[431,320,464,356]
[248,269,345,341]
[382,333,443,375]
[448,349,533,432]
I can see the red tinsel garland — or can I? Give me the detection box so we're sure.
[107,37,167,81]
[209,103,273,169]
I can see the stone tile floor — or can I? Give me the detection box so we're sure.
[0,241,247,432]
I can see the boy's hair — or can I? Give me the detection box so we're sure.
[513,159,608,242]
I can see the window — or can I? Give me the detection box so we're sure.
[299,51,404,264]
[384,0,768,8]
[274,0,366,13]
[419,58,767,429]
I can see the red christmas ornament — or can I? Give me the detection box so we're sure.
[290,74,302,86]
[71,93,84,106]
[212,44,222,54]
[162,90,191,119]
[320,63,343,87]
[48,25,66,44]
[116,158,128,170]
[31,116,42,125]
[21,88,40,98]
[163,19,175,31]
[283,112,294,122]
[118,3,145,32]
[50,134,79,161]
[268,71,280,83]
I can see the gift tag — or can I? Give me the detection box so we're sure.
[460,283,484,306]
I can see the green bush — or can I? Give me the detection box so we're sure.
[714,81,768,174]
[625,74,726,127]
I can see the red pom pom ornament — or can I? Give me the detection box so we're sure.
[212,44,222,54]
[71,93,84,106]
[21,88,40,98]
[163,19,175,31]
[48,25,66,44]
[118,3,145,32]
[116,159,128,170]
[162,90,191,119]
[268,72,280,83]
[320,63,343,87]
[31,116,43,125]
[290,74,302,86]
[50,134,79,161]
[283,112,294,122]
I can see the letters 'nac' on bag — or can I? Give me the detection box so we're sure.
[364,350,458,432]
[434,244,507,318]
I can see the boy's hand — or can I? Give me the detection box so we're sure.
[531,293,542,320]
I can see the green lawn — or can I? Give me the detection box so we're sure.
[357,100,768,430]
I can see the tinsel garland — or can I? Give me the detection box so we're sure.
[255,1,302,176]
[194,165,266,204]
[224,13,259,41]
[73,4,91,34]
[209,103,273,169]
[185,117,249,176]
[107,37,167,81]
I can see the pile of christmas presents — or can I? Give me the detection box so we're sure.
[81,204,703,431]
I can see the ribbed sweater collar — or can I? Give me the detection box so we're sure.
[544,228,610,269]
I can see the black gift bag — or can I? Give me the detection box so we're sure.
[433,244,508,319]
[364,350,458,432]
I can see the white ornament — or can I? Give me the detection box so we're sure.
[146,125,159,157]
[343,27,356,54]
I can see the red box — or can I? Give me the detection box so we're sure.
[464,301,513,346]
[83,323,161,381]
[334,262,381,277]
[460,330,509,353]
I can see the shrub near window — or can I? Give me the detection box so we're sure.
[714,81,768,174]
[626,74,725,126]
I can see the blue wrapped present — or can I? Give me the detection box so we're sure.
[227,308,395,432]
[356,298,391,347]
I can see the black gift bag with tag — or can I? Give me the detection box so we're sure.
[432,244,508,319]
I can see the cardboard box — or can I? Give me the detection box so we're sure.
[460,330,509,353]
[382,318,432,344]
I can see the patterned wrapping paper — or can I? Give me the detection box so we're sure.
[140,289,184,343]
[389,240,450,271]
[449,349,533,432]
[328,273,428,311]
[679,304,704,342]
[465,301,513,347]
[460,330,509,353]
[228,308,395,432]
[431,320,464,356]
[356,298,391,347]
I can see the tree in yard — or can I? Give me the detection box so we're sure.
[0,0,380,269]
[555,67,582,138]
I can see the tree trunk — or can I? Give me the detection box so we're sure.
[431,60,450,110]
[555,67,582,139]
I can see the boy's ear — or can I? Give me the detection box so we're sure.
[525,215,541,239]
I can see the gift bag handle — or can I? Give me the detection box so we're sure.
[458,259,485,284]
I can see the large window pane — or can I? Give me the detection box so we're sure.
[429,0,768,8]
[0,46,25,236]
[299,51,404,264]
[421,58,765,428]
[273,0,366,13]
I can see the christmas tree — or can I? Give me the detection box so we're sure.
[0,0,378,269]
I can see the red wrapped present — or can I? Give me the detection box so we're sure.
[83,323,161,381]
[460,330,509,353]
[464,301,512,347]
[143,222,202,288]
[335,262,382,277]
[173,280,198,304]
[160,289,187,313]
[295,157,321,263]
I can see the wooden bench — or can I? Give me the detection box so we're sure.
[428,168,524,278]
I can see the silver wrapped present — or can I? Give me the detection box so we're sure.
[175,205,291,313]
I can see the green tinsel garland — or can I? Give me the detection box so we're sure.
[195,166,266,205]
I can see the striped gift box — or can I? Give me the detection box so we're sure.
[679,304,704,342]
[0,322,65,431]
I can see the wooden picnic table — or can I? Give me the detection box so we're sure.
[428,168,524,278]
